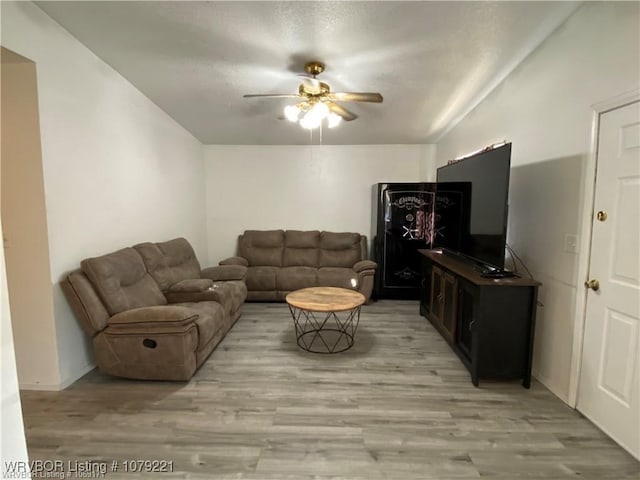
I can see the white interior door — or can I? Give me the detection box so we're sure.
[577,100,640,460]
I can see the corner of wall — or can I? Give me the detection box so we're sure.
[418,144,437,181]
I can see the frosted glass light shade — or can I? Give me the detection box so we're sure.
[311,101,329,118]
[327,112,342,128]
[284,104,300,122]
[300,110,322,129]
[286,100,342,130]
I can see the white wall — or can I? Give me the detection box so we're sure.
[204,145,430,263]
[418,144,437,182]
[1,2,207,389]
[1,50,60,389]
[435,2,639,402]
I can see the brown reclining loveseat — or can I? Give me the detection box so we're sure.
[62,238,247,381]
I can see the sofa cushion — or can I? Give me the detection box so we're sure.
[318,232,362,267]
[283,248,319,267]
[319,248,362,268]
[320,232,361,250]
[134,238,201,291]
[81,248,167,316]
[245,266,279,291]
[285,230,320,248]
[243,230,285,247]
[317,267,359,290]
[238,230,285,267]
[283,230,320,267]
[277,266,318,291]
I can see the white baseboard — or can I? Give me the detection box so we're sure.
[59,363,95,389]
[532,367,570,405]
[19,363,95,391]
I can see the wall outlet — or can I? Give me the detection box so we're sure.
[564,234,579,254]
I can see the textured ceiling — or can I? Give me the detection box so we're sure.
[35,1,580,145]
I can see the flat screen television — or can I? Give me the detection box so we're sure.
[435,142,512,271]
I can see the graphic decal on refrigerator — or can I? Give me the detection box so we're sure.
[383,190,435,287]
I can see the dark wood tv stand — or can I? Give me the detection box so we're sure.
[419,249,540,388]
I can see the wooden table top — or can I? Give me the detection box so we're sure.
[418,249,542,287]
[286,287,366,312]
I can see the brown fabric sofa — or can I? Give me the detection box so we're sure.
[62,238,247,381]
[219,230,377,302]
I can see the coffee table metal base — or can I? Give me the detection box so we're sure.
[288,304,361,353]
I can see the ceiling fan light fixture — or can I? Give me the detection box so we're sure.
[300,109,322,130]
[295,101,336,130]
[311,101,329,118]
[246,60,382,130]
[327,112,342,128]
[284,104,301,122]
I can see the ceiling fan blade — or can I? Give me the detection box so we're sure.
[243,94,300,99]
[326,101,358,121]
[328,92,383,103]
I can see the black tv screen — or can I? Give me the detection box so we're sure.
[435,143,511,270]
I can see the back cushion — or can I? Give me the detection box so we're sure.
[238,230,285,267]
[318,232,362,268]
[81,247,167,316]
[284,230,320,267]
[134,238,201,291]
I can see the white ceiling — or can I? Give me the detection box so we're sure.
[35,1,581,145]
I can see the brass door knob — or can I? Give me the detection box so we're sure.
[597,211,608,222]
[584,279,600,291]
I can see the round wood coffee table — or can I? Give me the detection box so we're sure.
[285,287,366,353]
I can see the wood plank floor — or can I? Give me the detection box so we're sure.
[20,300,640,479]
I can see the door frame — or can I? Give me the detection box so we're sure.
[568,89,640,408]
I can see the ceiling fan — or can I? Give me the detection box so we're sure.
[243,61,383,129]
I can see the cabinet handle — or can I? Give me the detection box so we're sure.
[469,320,476,332]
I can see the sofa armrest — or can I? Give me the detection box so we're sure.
[106,306,198,333]
[165,278,223,304]
[353,260,377,273]
[201,265,247,281]
[218,256,249,267]
[168,279,214,292]
[165,286,225,305]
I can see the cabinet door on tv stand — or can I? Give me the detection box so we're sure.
[427,266,458,344]
[430,266,443,322]
[455,279,479,385]
[441,272,458,343]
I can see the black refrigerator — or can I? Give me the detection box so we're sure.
[372,182,469,299]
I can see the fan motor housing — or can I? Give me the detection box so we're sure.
[304,61,325,76]
[299,82,330,97]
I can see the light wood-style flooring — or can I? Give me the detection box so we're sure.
[20,300,640,479]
